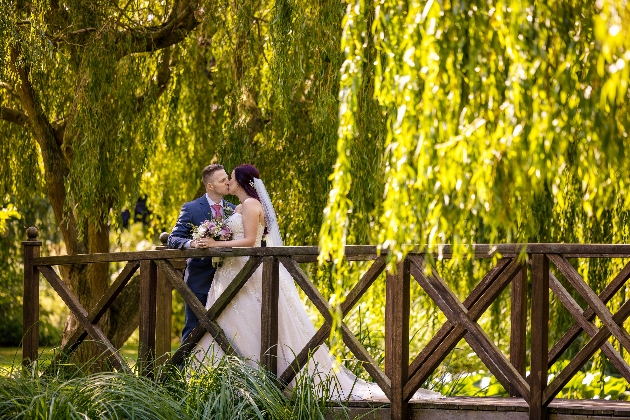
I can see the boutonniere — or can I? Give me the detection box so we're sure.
[224,205,234,218]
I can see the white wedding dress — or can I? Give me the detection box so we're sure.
[193,212,441,401]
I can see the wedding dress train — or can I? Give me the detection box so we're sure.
[193,213,441,401]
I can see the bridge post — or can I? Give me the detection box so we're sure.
[509,262,528,397]
[386,257,410,420]
[155,233,173,365]
[22,227,42,368]
[530,254,549,420]
[261,256,280,376]
[139,259,158,377]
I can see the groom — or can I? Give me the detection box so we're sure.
[168,163,235,343]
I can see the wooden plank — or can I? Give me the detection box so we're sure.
[292,254,381,263]
[548,271,630,382]
[340,256,387,315]
[37,265,130,373]
[407,259,513,382]
[22,236,41,366]
[31,246,327,266]
[543,298,630,405]
[156,262,173,363]
[340,322,392,399]
[169,257,261,365]
[510,264,528,397]
[207,257,263,320]
[548,260,630,366]
[405,257,525,400]
[462,329,512,389]
[461,259,513,308]
[549,254,630,353]
[530,254,549,420]
[31,243,630,267]
[277,256,386,386]
[58,261,140,359]
[154,259,235,356]
[385,259,410,420]
[261,256,279,375]
[139,260,158,377]
[332,396,630,417]
[408,256,530,401]
[279,322,331,386]
[405,261,517,399]
[277,257,333,322]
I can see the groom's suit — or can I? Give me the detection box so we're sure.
[168,194,236,343]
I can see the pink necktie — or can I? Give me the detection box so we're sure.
[211,204,223,218]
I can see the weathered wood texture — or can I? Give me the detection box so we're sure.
[57,261,140,363]
[385,260,410,420]
[23,227,630,419]
[37,265,131,373]
[31,243,630,267]
[22,228,41,367]
[261,256,280,375]
[331,398,630,420]
[155,259,236,356]
[155,262,173,363]
[548,261,630,367]
[510,263,528,398]
[169,257,262,366]
[530,254,549,420]
[139,260,158,377]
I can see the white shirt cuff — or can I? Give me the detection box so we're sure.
[184,240,192,249]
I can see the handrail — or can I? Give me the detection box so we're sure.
[21,227,630,420]
[30,243,630,266]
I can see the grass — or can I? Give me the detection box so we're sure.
[2,342,627,420]
[0,343,143,373]
[0,352,358,420]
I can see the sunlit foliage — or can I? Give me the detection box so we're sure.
[321,0,630,260]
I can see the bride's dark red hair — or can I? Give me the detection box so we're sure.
[234,164,260,200]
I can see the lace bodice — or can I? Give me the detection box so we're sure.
[226,213,265,245]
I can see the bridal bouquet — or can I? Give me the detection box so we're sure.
[190,218,233,267]
[191,218,233,241]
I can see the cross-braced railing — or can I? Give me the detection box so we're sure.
[21,227,630,420]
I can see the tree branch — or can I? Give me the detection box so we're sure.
[52,119,66,146]
[10,45,83,254]
[0,106,29,126]
[0,81,21,102]
[136,47,172,113]
[116,0,200,56]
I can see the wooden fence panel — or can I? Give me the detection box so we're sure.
[22,227,630,420]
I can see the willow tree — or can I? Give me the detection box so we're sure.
[322,0,630,259]
[0,0,206,354]
[319,0,630,374]
[1,0,384,357]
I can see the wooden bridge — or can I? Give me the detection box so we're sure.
[21,227,630,420]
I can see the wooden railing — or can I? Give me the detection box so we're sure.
[21,227,630,420]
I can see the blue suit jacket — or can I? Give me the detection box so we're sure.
[167,195,236,294]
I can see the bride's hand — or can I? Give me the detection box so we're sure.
[206,237,218,247]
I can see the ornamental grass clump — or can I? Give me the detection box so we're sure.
[0,354,352,420]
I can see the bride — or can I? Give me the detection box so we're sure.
[192,164,441,401]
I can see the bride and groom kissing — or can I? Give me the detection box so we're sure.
[167,163,441,401]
